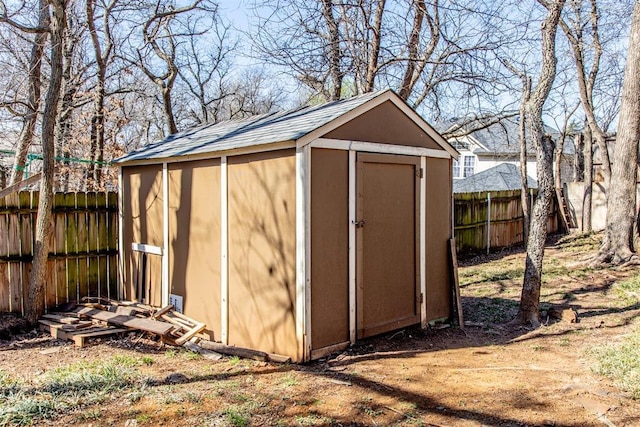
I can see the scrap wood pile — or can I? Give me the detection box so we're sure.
[38,298,291,363]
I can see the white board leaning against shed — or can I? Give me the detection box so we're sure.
[114,89,459,363]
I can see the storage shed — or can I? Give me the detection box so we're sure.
[115,90,458,362]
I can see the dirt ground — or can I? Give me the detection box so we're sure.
[1,233,639,426]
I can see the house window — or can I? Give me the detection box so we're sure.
[463,156,476,177]
[453,155,476,179]
[453,159,460,178]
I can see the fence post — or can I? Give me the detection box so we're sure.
[486,192,491,255]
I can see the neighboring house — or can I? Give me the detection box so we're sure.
[453,163,537,193]
[442,117,575,185]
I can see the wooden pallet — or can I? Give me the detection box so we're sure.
[39,319,127,347]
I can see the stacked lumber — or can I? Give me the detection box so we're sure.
[38,301,291,363]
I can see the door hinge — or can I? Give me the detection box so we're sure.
[420,293,424,303]
[416,167,424,178]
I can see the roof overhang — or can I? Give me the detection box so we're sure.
[116,140,296,167]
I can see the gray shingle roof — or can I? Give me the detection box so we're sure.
[445,117,574,156]
[453,163,537,193]
[115,90,389,163]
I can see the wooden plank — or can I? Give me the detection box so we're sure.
[151,304,174,319]
[42,314,79,324]
[175,322,206,345]
[169,310,199,325]
[114,306,138,316]
[0,212,9,256]
[60,321,94,331]
[0,262,9,312]
[160,314,187,331]
[8,262,22,313]
[0,172,42,200]
[197,340,268,362]
[75,307,174,335]
[88,256,99,298]
[72,328,127,347]
[45,259,57,308]
[183,341,223,360]
[450,238,464,330]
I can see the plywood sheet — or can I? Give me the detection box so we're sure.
[168,159,221,340]
[227,150,298,360]
[324,101,442,149]
[310,149,349,350]
[425,157,453,320]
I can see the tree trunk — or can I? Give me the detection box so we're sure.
[163,85,178,135]
[56,22,76,192]
[321,0,342,100]
[86,0,110,189]
[595,0,640,265]
[399,0,425,100]
[519,134,555,325]
[583,127,593,233]
[518,91,531,245]
[26,0,66,324]
[9,0,49,185]
[573,132,584,182]
[554,139,568,233]
[516,0,565,326]
[363,0,385,93]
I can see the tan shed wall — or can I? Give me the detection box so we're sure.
[168,159,221,341]
[425,157,452,320]
[121,165,164,303]
[324,101,442,150]
[310,148,349,350]
[227,149,298,360]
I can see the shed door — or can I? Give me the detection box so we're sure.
[356,153,421,339]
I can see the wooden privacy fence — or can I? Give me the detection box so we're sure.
[454,190,558,254]
[0,191,118,314]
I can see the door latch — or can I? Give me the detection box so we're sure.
[353,220,365,228]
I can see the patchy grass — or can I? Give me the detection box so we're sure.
[223,406,250,427]
[611,275,640,305]
[0,356,150,425]
[590,327,640,399]
[555,233,601,252]
[459,265,524,287]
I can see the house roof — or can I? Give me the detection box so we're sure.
[453,163,538,193]
[444,117,574,156]
[115,90,454,164]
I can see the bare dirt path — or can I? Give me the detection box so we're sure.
[1,234,639,426]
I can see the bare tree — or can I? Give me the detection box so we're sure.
[133,0,217,135]
[594,0,640,265]
[86,0,117,187]
[176,16,236,125]
[4,0,48,185]
[559,0,611,184]
[252,0,502,117]
[0,0,69,323]
[517,0,565,326]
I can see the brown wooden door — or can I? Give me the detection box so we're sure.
[356,153,421,339]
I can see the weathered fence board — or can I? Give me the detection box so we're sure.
[454,190,558,254]
[0,191,118,314]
